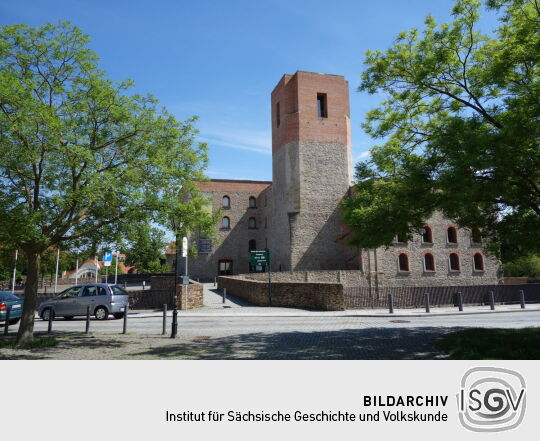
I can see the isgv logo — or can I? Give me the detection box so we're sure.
[458,367,526,432]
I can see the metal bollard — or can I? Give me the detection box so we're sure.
[47,308,53,334]
[214,277,217,287]
[124,282,127,289]
[222,288,226,304]
[85,306,90,333]
[162,304,167,335]
[171,296,178,339]
[4,307,10,335]
[519,290,525,309]
[489,291,495,310]
[457,292,463,312]
[425,293,430,313]
[388,294,394,314]
[122,304,128,334]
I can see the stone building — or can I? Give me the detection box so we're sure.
[182,71,500,286]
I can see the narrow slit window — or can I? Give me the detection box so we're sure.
[276,102,280,127]
[317,93,327,118]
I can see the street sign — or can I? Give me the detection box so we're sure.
[103,251,112,267]
[182,237,188,257]
[250,250,268,266]
[198,239,212,254]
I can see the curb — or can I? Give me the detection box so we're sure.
[125,307,540,319]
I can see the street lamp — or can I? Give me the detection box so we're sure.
[169,217,183,339]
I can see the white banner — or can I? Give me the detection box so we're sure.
[0,361,537,440]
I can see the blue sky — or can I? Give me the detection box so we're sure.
[1,0,500,181]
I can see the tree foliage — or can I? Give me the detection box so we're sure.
[0,23,210,344]
[341,0,540,258]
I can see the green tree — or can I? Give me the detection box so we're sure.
[0,23,209,345]
[123,225,169,273]
[503,254,540,277]
[341,0,539,257]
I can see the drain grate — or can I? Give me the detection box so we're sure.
[389,320,411,323]
[194,336,211,340]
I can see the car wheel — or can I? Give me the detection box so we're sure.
[8,318,20,325]
[94,307,108,320]
[113,313,125,319]
[41,308,55,321]
[64,316,74,320]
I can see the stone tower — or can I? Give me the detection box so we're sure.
[270,71,354,271]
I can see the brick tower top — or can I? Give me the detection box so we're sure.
[270,71,351,154]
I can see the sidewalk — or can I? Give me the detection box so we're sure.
[124,283,540,318]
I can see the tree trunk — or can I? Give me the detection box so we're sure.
[15,250,41,346]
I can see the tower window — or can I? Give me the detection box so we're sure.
[447,227,457,244]
[248,239,257,251]
[248,217,257,229]
[276,102,280,127]
[249,196,257,208]
[222,195,230,208]
[424,253,435,271]
[398,253,409,272]
[449,253,460,271]
[317,93,327,118]
[221,216,230,229]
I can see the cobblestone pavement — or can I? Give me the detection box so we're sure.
[2,311,540,360]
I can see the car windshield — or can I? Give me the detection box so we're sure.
[0,292,19,301]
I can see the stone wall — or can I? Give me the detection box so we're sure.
[150,276,203,310]
[241,270,365,286]
[217,275,345,311]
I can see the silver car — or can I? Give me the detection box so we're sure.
[38,283,129,321]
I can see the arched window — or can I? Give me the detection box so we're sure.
[222,195,230,208]
[248,196,257,208]
[421,226,433,243]
[449,253,460,271]
[424,253,435,271]
[248,217,257,229]
[447,227,457,244]
[473,253,484,271]
[398,253,409,272]
[221,216,230,229]
[248,239,257,251]
[471,228,482,244]
[396,233,407,243]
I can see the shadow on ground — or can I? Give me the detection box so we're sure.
[131,326,460,360]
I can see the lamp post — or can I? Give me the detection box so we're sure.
[170,217,182,339]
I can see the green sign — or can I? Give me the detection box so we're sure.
[250,250,268,266]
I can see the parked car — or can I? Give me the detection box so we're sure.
[38,284,129,321]
[0,292,24,325]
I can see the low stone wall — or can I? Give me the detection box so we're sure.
[150,276,203,310]
[241,270,365,286]
[217,276,345,311]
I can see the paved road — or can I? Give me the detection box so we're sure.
[3,283,538,359]
[26,310,540,335]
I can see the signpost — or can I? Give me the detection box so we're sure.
[103,251,113,284]
[250,249,272,305]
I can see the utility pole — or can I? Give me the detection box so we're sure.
[75,253,79,286]
[114,249,119,285]
[11,249,18,294]
[54,248,60,294]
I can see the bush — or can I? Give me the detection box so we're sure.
[503,254,540,277]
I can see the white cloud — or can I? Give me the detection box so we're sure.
[198,128,271,155]
[355,150,371,161]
